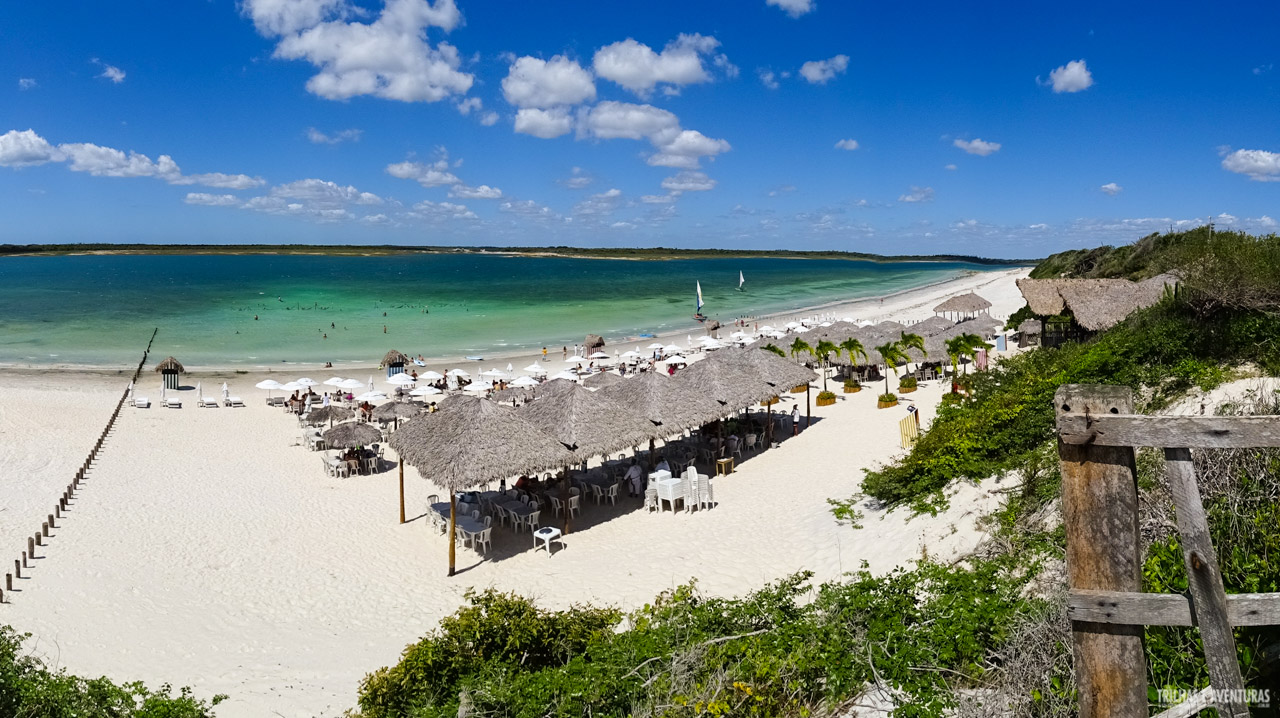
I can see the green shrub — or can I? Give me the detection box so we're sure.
[878,392,897,403]
[899,376,918,389]
[843,377,860,388]
[817,390,836,401]
[0,625,224,717]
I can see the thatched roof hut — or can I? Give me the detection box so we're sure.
[305,405,353,425]
[382,350,410,377]
[906,315,956,337]
[584,334,605,352]
[1016,273,1176,331]
[596,371,714,435]
[583,371,623,389]
[715,347,817,390]
[933,292,992,317]
[323,421,382,448]
[373,402,421,421]
[671,353,778,419]
[391,396,576,492]
[518,381,662,456]
[154,356,185,374]
[1017,318,1042,336]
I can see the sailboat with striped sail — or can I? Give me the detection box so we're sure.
[694,281,706,322]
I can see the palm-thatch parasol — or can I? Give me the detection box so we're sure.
[712,348,817,442]
[583,371,623,389]
[671,354,778,422]
[390,396,576,575]
[373,401,421,422]
[323,421,382,449]
[153,356,185,373]
[596,371,711,435]
[305,405,353,426]
[381,350,409,366]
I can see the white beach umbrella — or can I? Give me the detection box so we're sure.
[479,369,506,378]
[410,386,442,397]
[338,378,364,390]
[524,363,547,374]
[420,370,444,381]
[196,382,202,401]
[323,377,345,387]
[511,375,539,387]
[551,370,579,381]
[588,351,610,359]
[221,382,229,399]
[819,321,833,327]
[647,342,665,350]
[620,350,641,359]
[664,355,689,364]
[841,317,855,323]
[696,336,719,344]
[367,376,374,392]
[280,381,305,393]
[356,391,387,402]
[255,379,283,391]
[296,377,319,387]
[759,325,777,333]
[784,321,802,330]
[386,374,416,386]
[446,368,469,377]
[463,381,493,392]
[663,344,683,355]
[506,363,513,372]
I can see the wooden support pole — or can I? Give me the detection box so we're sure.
[41,522,48,538]
[34,533,41,547]
[13,559,19,578]
[48,513,55,529]
[28,537,35,556]
[1164,448,1250,717]
[398,460,406,525]
[447,491,457,577]
[1055,385,1147,718]
[5,573,10,591]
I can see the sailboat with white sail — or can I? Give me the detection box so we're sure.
[694,281,706,322]
[738,270,745,291]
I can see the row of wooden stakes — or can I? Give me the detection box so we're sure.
[2,329,157,605]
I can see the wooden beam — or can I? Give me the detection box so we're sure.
[1164,448,1249,718]
[1068,590,1280,627]
[1055,385,1148,718]
[1151,687,1215,718]
[1058,414,1280,449]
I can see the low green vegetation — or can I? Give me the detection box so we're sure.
[0,625,224,717]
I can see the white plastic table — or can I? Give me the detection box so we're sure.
[656,478,684,512]
[534,526,562,555]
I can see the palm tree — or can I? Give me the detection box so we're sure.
[813,339,838,391]
[898,331,925,376]
[956,333,987,375]
[874,341,908,395]
[762,343,786,358]
[789,337,813,366]
[839,337,868,369]
[944,336,967,392]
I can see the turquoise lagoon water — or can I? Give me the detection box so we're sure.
[0,254,994,369]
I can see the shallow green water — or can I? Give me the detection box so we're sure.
[0,254,992,368]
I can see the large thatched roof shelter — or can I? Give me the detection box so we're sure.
[906,315,956,337]
[518,380,661,456]
[1017,318,1043,336]
[583,371,623,389]
[372,402,421,422]
[381,350,410,377]
[323,421,382,449]
[305,405,353,426]
[933,292,992,319]
[596,371,717,434]
[671,353,778,420]
[715,347,816,390]
[1016,273,1177,332]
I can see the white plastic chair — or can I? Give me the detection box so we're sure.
[524,509,541,534]
[591,484,605,505]
[604,482,619,506]
[567,495,581,519]
[474,527,492,554]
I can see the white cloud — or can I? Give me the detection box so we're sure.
[1254,64,1274,76]
[1045,59,1093,93]
[0,129,63,167]
[362,213,391,225]
[18,78,36,90]
[799,54,848,84]
[174,172,266,190]
[259,0,472,103]
[1257,215,1276,228]
[385,159,460,186]
[573,188,623,217]
[306,127,362,144]
[448,183,502,199]
[479,111,499,126]
[641,193,676,204]
[411,199,476,220]
[59,142,179,179]
[1029,223,1049,230]
[499,198,560,221]
[455,97,483,115]
[593,34,731,97]
[184,193,240,206]
[501,55,596,108]
[757,68,779,90]
[768,184,796,196]
[1100,182,1123,195]
[514,107,573,138]
[953,138,1001,156]
[897,186,934,203]
[834,138,859,151]
[1221,148,1280,182]
[560,167,593,189]
[944,163,957,170]
[271,178,382,205]
[661,171,716,192]
[766,0,814,18]
[99,65,126,83]
[646,129,730,168]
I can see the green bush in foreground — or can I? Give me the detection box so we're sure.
[0,625,224,717]
[357,560,1037,718]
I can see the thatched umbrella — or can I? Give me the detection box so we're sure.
[373,401,421,422]
[933,292,992,320]
[305,405,353,427]
[583,371,623,389]
[323,421,382,449]
[391,396,576,575]
[381,349,410,377]
[714,348,817,445]
[671,354,777,422]
[596,371,711,436]
[519,381,659,534]
[906,315,956,337]
[584,334,605,353]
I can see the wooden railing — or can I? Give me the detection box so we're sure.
[1056,385,1278,718]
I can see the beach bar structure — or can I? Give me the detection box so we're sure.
[1015,273,1177,348]
[154,356,185,390]
[932,292,992,321]
[382,350,409,378]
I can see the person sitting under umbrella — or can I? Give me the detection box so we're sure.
[359,401,374,421]
[656,455,670,474]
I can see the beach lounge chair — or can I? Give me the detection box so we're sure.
[199,396,219,408]
[162,397,182,408]
[224,396,244,407]
[133,396,150,408]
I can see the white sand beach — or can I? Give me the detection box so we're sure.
[0,267,1027,717]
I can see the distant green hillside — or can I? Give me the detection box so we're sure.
[1027,225,1276,280]
[0,242,1034,266]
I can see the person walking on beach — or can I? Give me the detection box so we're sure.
[563,346,567,359]
[542,346,548,362]
[792,405,800,436]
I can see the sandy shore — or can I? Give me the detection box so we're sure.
[0,267,1027,716]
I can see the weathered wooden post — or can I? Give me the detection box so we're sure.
[447,491,457,577]
[1055,385,1147,717]
[398,460,406,524]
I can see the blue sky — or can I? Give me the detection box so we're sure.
[1,0,1277,257]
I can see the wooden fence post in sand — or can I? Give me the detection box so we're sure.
[1054,385,1147,718]
[13,559,19,578]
